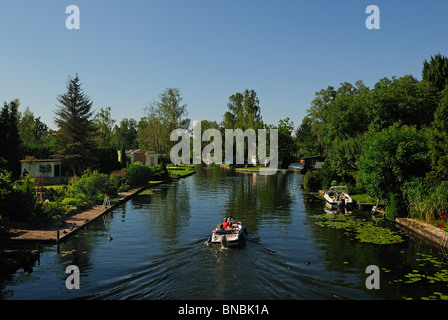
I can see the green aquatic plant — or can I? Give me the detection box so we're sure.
[312,214,404,244]
[355,223,404,244]
[392,252,448,300]
[61,249,76,257]
[139,189,154,196]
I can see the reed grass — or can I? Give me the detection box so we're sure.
[403,178,448,223]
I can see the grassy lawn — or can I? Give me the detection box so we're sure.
[166,164,196,176]
[168,169,195,176]
[350,193,379,204]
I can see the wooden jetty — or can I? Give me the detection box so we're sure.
[6,184,162,245]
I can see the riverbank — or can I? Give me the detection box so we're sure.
[235,167,288,174]
[5,181,166,244]
[167,164,196,179]
[5,165,198,245]
[217,163,288,174]
[316,189,448,249]
[395,218,448,249]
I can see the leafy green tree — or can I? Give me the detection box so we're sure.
[428,88,448,183]
[311,77,437,146]
[158,88,190,152]
[222,89,263,131]
[138,102,162,154]
[138,88,190,155]
[93,106,116,148]
[357,124,430,206]
[422,53,448,91]
[304,81,367,152]
[304,85,336,152]
[18,106,51,148]
[0,99,22,178]
[191,120,220,160]
[221,89,264,164]
[320,90,371,145]
[324,134,364,191]
[367,75,438,132]
[54,74,98,176]
[295,117,320,156]
[274,117,296,168]
[114,118,138,149]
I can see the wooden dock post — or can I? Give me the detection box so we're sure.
[56,230,60,253]
[36,243,41,263]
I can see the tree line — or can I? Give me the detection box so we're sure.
[0,74,298,229]
[0,75,297,181]
[299,53,448,222]
[2,53,447,224]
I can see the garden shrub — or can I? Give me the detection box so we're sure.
[61,197,83,207]
[386,192,407,221]
[30,201,66,227]
[74,192,88,203]
[0,172,62,226]
[66,169,114,200]
[43,186,65,202]
[109,170,129,191]
[303,170,322,192]
[40,201,65,217]
[126,164,155,186]
[118,184,130,192]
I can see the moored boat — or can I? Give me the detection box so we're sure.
[324,186,354,209]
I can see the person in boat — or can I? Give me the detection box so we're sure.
[226,215,241,224]
[212,220,232,233]
[213,222,222,232]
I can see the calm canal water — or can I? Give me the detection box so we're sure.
[1,166,447,300]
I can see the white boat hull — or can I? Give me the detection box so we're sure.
[324,198,354,209]
[324,186,354,209]
[209,223,247,247]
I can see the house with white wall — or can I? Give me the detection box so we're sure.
[118,149,160,166]
[20,158,65,184]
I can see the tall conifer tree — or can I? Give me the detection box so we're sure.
[54,74,97,176]
[0,99,21,178]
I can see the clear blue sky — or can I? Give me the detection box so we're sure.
[1,0,447,130]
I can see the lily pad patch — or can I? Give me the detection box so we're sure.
[311,214,404,245]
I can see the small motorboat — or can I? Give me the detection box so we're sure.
[324,186,354,209]
[208,219,247,247]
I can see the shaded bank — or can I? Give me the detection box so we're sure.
[6,184,159,245]
[395,218,448,249]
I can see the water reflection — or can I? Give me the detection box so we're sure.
[1,166,448,300]
[221,171,296,234]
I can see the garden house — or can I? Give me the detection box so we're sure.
[20,158,64,184]
[118,149,160,166]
